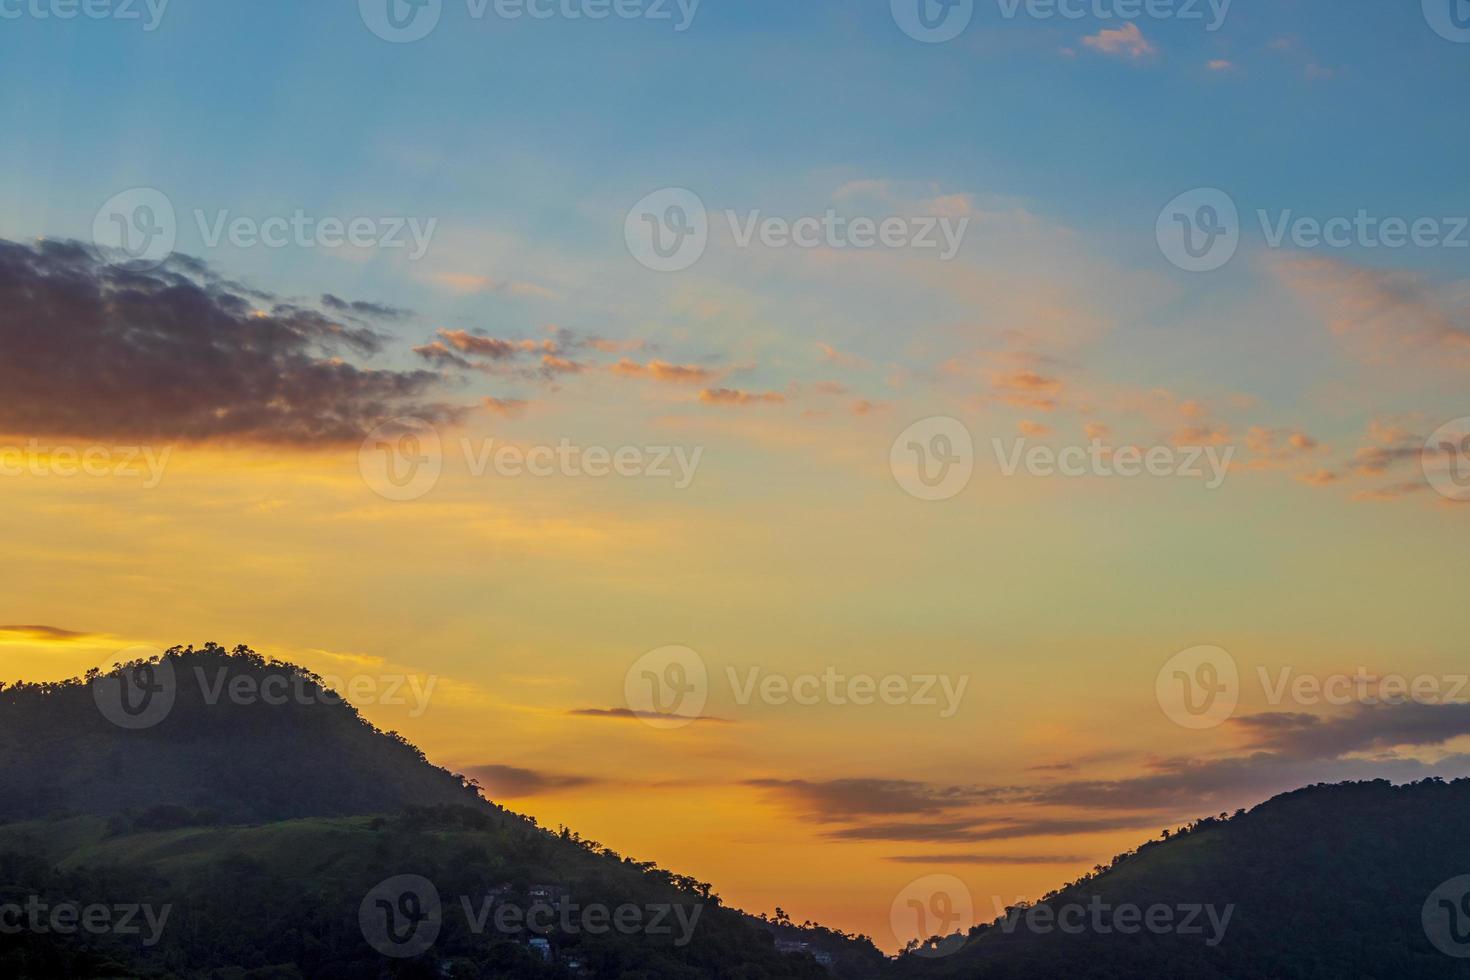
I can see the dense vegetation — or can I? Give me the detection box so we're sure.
[5,646,1470,977]
[0,646,882,978]
[0,645,485,823]
[892,779,1470,979]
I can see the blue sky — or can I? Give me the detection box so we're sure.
[2,1,1466,447]
[4,1,1467,284]
[5,1,1470,946]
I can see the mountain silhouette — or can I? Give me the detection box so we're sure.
[0,645,884,978]
[0,645,489,824]
[890,779,1470,979]
[4,646,1470,978]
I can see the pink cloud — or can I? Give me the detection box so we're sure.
[1082,23,1157,60]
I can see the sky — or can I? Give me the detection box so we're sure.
[2,0,1470,953]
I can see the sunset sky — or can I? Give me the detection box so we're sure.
[3,0,1469,952]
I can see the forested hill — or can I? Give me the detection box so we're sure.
[0,645,886,978]
[6,647,1470,978]
[894,778,1470,979]
[0,644,488,823]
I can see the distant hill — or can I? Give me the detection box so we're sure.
[0,645,886,979]
[0,645,487,823]
[893,779,1470,980]
[7,646,1470,978]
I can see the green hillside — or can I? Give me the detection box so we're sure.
[6,646,1470,978]
[892,779,1470,980]
[0,646,884,979]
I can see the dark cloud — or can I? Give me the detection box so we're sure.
[320,294,410,320]
[1001,705,1470,814]
[825,816,1155,843]
[567,707,731,723]
[885,854,1088,866]
[412,341,476,370]
[1019,756,1300,812]
[745,778,1000,820]
[758,704,1470,847]
[0,238,465,445]
[1235,702,1470,759]
[0,625,92,641]
[464,764,599,798]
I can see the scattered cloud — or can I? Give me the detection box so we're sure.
[885,854,1087,866]
[611,358,719,384]
[464,764,600,798]
[0,625,92,642]
[428,273,559,300]
[745,778,997,820]
[1272,255,1470,361]
[827,816,1155,843]
[1082,23,1157,60]
[567,707,731,723]
[481,396,529,417]
[817,343,869,369]
[700,388,787,407]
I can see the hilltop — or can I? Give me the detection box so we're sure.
[0,645,884,978]
[892,779,1470,979]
